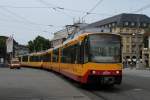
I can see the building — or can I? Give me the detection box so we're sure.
[51,29,68,48]
[51,23,88,47]
[0,36,7,66]
[0,35,29,67]
[142,31,150,67]
[14,44,29,56]
[87,13,150,61]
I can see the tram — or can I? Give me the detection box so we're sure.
[20,32,122,85]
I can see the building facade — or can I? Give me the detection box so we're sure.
[142,32,150,67]
[14,44,29,56]
[87,13,150,62]
[0,35,29,66]
[0,36,7,66]
[51,23,88,47]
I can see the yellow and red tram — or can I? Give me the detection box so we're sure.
[20,32,122,85]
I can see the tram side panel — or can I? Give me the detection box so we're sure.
[59,42,85,82]
[42,52,52,70]
[51,49,60,72]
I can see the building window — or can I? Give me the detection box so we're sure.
[104,25,108,28]
[131,22,135,26]
[124,22,129,26]
[101,26,104,28]
[143,23,147,27]
[109,24,111,28]
[112,22,116,27]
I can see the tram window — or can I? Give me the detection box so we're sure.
[53,49,58,62]
[61,42,86,64]
[30,56,33,61]
[38,56,41,62]
[30,56,34,62]
[30,56,41,62]
[77,42,84,64]
[61,48,66,63]
[61,41,87,64]
[37,56,41,62]
[72,45,77,63]
[43,53,51,62]
[84,38,89,63]
[62,47,71,63]
[62,45,76,63]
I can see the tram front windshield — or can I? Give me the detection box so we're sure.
[89,34,121,63]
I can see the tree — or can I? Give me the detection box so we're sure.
[0,36,7,63]
[0,36,6,48]
[28,36,51,52]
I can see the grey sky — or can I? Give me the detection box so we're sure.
[0,0,150,45]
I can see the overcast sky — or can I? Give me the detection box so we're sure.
[0,0,150,45]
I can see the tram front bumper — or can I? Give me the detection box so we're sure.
[80,70,122,84]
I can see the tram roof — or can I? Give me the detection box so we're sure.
[63,30,120,46]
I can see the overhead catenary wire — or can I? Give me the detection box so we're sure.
[0,5,113,17]
[0,1,149,27]
[36,0,77,19]
[36,0,54,15]
[0,8,63,28]
[0,6,63,34]
[132,4,150,13]
[82,0,104,19]
[0,7,48,26]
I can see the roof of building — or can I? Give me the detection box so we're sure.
[87,13,150,27]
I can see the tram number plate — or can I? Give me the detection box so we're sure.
[102,71,111,75]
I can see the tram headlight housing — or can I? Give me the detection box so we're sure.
[116,70,120,74]
[92,70,96,74]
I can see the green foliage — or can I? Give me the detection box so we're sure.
[0,36,6,48]
[28,36,51,52]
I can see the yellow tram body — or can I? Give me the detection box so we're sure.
[20,32,122,85]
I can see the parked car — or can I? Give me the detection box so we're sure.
[9,58,21,69]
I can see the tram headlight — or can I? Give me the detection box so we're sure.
[116,70,120,74]
[92,70,96,74]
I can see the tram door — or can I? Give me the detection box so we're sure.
[73,42,85,74]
